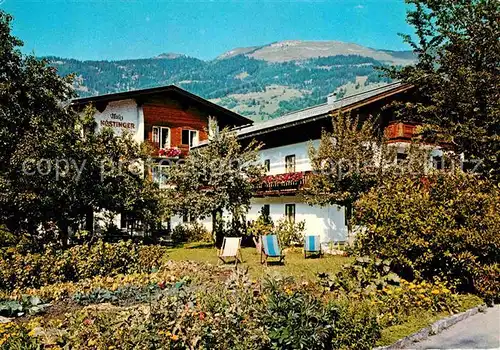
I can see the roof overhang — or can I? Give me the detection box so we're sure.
[236,82,413,140]
[70,84,253,127]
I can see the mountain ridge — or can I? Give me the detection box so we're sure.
[46,40,413,122]
[215,40,414,65]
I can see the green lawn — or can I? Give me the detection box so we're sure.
[165,242,351,281]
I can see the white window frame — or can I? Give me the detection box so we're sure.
[285,154,296,173]
[182,129,199,149]
[152,126,171,149]
[285,203,296,223]
[152,164,169,188]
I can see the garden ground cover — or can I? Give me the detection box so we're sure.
[0,243,484,349]
[166,242,350,280]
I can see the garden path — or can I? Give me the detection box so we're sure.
[407,305,500,349]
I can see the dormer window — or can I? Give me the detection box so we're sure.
[152,126,170,149]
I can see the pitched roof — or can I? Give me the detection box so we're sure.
[236,82,411,139]
[71,84,253,126]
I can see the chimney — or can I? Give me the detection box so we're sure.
[327,92,337,105]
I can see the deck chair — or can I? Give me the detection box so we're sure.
[260,235,285,265]
[218,237,243,266]
[304,235,322,258]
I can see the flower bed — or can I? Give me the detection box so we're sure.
[0,241,169,291]
[0,271,381,349]
[0,256,482,350]
[0,243,485,350]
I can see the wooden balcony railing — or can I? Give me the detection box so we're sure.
[385,122,419,142]
[253,171,312,197]
[148,141,190,159]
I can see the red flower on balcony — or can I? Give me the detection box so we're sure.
[159,147,182,158]
[262,171,304,184]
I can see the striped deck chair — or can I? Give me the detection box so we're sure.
[260,235,285,265]
[304,235,322,258]
[218,237,243,266]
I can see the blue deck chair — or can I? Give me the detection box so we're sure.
[304,235,322,258]
[260,235,285,265]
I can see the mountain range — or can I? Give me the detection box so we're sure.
[48,40,414,121]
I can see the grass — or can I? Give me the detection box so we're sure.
[377,312,447,346]
[165,242,351,281]
[377,293,484,346]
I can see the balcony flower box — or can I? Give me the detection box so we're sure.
[158,147,182,158]
[260,172,305,190]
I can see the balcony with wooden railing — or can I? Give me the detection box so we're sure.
[148,141,190,159]
[253,171,312,197]
[384,122,419,143]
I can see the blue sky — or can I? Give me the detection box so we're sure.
[1,0,413,61]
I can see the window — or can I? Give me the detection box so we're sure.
[432,156,443,170]
[264,159,270,172]
[152,126,170,149]
[120,213,142,232]
[152,164,169,188]
[396,152,408,164]
[285,155,296,173]
[261,204,270,217]
[182,213,196,223]
[182,129,199,148]
[344,204,353,227]
[285,204,296,223]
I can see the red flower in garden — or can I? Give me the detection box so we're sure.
[199,312,205,320]
[83,319,94,326]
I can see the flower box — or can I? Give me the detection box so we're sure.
[158,147,182,158]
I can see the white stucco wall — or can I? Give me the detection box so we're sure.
[258,140,320,174]
[250,141,348,243]
[169,197,347,244]
[247,196,348,243]
[92,99,144,143]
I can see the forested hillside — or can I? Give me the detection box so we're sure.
[48,41,410,121]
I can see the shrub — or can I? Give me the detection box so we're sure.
[329,301,381,350]
[247,207,274,238]
[0,240,168,291]
[273,219,305,247]
[0,322,40,349]
[171,221,212,244]
[260,277,380,350]
[12,271,382,349]
[354,173,500,302]
[318,256,400,295]
[260,277,336,349]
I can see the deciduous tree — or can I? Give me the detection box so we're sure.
[386,0,500,181]
[306,113,390,236]
[0,12,164,246]
[165,119,263,246]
